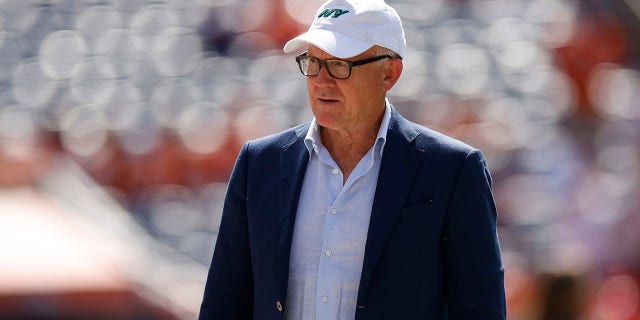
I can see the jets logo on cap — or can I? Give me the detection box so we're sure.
[317,8,350,18]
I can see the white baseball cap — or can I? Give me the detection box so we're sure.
[283,0,406,59]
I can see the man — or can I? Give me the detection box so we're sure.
[199,0,506,319]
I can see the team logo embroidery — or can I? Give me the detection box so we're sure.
[317,8,350,18]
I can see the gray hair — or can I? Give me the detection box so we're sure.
[375,46,402,60]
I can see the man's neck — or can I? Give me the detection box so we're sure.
[319,108,385,183]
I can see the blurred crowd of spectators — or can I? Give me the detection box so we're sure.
[1,0,640,318]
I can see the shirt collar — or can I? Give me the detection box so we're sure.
[304,99,392,157]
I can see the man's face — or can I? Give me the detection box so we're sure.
[306,45,389,134]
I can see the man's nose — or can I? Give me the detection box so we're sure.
[312,66,335,86]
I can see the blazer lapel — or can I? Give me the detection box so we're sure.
[358,111,424,302]
[276,124,310,300]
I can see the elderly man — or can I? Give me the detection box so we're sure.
[199,0,506,319]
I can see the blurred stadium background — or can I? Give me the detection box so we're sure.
[0,0,639,319]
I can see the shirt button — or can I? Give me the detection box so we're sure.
[325,249,332,256]
[332,168,339,175]
[330,208,337,214]
[321,296,328,303]
[276,301,283,312]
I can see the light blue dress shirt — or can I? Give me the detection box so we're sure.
[284,103,391,320]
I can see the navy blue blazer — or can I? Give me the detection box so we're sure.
[200,108,506,319]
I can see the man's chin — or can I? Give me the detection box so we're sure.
[312,113,337,129]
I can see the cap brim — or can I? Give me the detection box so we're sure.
[283,29,373,59]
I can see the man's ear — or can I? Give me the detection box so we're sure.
[382,58,403,92]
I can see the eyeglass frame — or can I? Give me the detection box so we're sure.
[295,52,399,80]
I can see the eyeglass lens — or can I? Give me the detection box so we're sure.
[299,57,351,79]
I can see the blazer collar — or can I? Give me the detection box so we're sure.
[277,123,310,300]
[357,109,425,303]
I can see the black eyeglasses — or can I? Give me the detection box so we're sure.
[295,53,396,80]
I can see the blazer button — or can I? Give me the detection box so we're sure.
[276,300,283,312]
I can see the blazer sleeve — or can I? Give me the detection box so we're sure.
[443,149,506,319]
[199,142,253,320]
